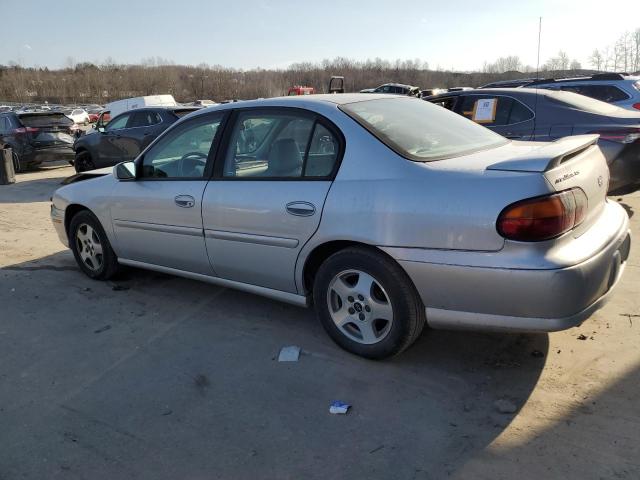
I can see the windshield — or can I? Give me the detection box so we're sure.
[340,97,507,161]
[18,113,73,127]
[543,89,620,115]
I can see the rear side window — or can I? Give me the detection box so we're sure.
[18,113,73,127]
[173,109,198,118]
[341,97,507,161]
[456,96,532,125]
[129,111,162,128]
[559,85,629,103]
[544,90,619,114]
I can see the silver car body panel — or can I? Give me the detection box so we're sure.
[51,94,631,333]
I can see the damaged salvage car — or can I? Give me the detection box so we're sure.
[50,94,631,358]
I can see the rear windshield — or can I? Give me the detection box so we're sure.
[18,113,73,127]
[340,97,507,161]
[544,90,620,115]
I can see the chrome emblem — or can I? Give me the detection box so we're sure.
[597,175,603,187]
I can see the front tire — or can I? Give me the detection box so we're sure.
[74,151,95,173]
[313,247,426,359]
[69,210,119,280]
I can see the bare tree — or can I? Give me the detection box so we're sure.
[589,49,604,71]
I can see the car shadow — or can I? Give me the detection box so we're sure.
[0,173,71,204]
[0,251,548,479]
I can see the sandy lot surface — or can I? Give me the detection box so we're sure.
[1,164,639,479]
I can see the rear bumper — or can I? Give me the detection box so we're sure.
[23,146,75,166]
[387,202,631,332]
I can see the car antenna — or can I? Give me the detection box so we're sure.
[533,16,542,127]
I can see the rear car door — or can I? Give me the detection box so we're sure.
[111,111,226,274]
[202,108,343,293]
[455,94,535,140]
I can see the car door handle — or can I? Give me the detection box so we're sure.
[175,195,195,208]
[286,201,316,216]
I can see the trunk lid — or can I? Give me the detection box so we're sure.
[487,134,609,233]
[18,113,76,147]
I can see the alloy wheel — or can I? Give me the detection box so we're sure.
[326,269,394,345]
[75,223,104,271]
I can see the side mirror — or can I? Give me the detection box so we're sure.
[114,161,136,181]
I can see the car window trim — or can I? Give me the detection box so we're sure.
[134,110,230,182]
[211,106,345,182]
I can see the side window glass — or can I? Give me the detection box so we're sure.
[508,100,534,124]
[305,123,339,177]
[141,114,222,179]
[106,113,130,131]
[431,97,456,110]
[459,96,512,126]
[223,112,314,178]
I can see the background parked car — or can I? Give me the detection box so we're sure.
[72,106,200,172]
[361,83,421,96]
[527,73,640,111]
[87,108,104,123]
[426,88,640,193]
[0,111,77,172]
[65,108,91,125]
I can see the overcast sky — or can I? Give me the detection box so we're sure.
[1,0,637,71]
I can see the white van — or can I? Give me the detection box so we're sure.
[106,94,177,118]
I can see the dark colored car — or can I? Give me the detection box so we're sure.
[426,88,640,193]
[361,83,420,96]
[73,106,200,172]
[0,111,77,172]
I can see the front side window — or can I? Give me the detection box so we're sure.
[341,97,507,161]
[106,113,131,131]
[222,110,340,178]
[140,113,223,179]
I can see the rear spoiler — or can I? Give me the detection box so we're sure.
[487,134,599,173]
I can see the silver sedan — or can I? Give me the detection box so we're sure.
[50,94,631,358]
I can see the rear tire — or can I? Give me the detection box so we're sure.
[74,151,95,173]
[313,247,426,359]
[69,210,119,280]
[11,150,23,173]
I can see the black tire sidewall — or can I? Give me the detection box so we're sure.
[69,211,117,280]
[313,248,423,359]
[75,151,94,173]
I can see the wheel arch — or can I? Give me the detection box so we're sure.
[64,203,91,238]
[301,240,409,297]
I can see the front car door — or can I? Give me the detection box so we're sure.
[111,111,226,275]
[202,107,343,293]
[455,94,535,140]
[117,109,163,161]
[97,112,132,166]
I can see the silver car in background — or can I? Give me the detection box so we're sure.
[50,94,631,359]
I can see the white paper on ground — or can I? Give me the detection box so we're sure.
[278,345,301,362]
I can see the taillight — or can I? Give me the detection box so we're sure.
[590,127,640,144]
[497,188,588,242]
[11,127,39,135]
[632,103,640,110]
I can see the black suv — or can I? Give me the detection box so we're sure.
[73,106,200,172]
[0,111,77,172]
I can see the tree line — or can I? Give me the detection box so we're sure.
[0,57,598,105]
[0,26,637,105]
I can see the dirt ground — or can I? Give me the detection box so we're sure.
[1,163,639,479]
